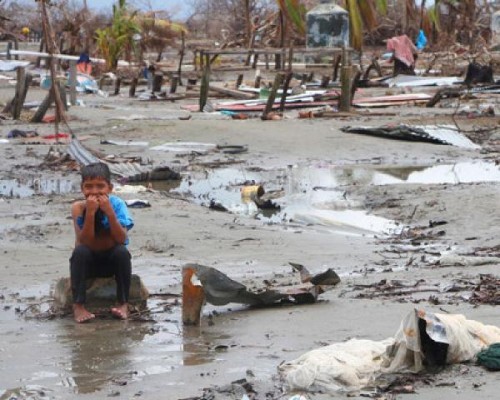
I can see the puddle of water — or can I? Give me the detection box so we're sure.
[352,161,500,186]
[169,166,398,235]
[0,178,77,198]
[166,161,498,235]
[0,271,228,396]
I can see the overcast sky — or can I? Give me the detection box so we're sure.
[85,0,191,19]
[4,0,191,20]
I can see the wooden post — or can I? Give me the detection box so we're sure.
[22,73,33,106]
[288,42,294,71]
[193,49,198,71]
[36,39,45,68]
[339,47,351,112]
[245,49,252,67]
[199,50,204,70]
[205,53,211,73]
[177,31,185,86]
[251,53,259,69]
[262,73,283,119]
[114,77,122,95]
[57,37,64,70]
[58,80,68,112]
[69,60,77,106]
[254,75,261,89]
[152,73,162,92]
[332,53,342,81]
[7,42,12,60]
[129,77,138,97]
[265,54,269,70]
[199,66,210,112]
[12,38,19,60]
[12,67,26,119]
[146,66,154,90]
[350,69,362,104]
[279,71,293,112]
[170,75,179,94]
[236,74,244,89]
[275,51,281,70]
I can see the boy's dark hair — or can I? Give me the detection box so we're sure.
[81,162,111,183]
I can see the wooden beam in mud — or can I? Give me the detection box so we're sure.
[207,84,256,100]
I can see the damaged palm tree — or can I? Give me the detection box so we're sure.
[341,0,387,51]
[135,11,186,62]
[182,263,340,325]
[94,0,140,72]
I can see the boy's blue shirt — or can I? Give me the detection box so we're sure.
[76,195,134,244]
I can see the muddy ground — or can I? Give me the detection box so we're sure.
[0,65,499,400]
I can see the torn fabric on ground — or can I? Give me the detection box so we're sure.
[280,309,500,394]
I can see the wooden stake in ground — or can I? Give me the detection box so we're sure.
[177,31,185,86]
[262,73,283,119]
[129,77,138,97]
[12,67,29,119]
[236,74,244,89]
[339,47,351,112]
[169,75,179,94]
[69,61,77,106]
[279,71,293,112]
[199,66,210,112]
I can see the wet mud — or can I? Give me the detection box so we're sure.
[0,78,499,400]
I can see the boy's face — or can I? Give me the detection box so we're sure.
[81,177,113,198]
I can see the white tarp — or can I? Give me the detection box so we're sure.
[384,75,462,87]
[0,60,31,71]
[150,142,216,153]
[279,338,395,393]
[279,308,500,394]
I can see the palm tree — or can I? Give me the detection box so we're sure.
[340,0,388,50]
[276,0,306,36]
[276,0,387,50]
[95,0,140,71]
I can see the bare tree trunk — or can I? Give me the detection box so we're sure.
[83,0,91,51]
[39,0,67,131]
[177,31,185,86]
[244,0,251,48]
[420,0,426,30]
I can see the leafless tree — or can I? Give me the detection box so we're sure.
[187,0,274,44]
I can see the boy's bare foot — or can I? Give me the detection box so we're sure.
[111,303,129,320]
[73,304,95,323]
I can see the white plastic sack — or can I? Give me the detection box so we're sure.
[280,309,500,395]
[386,309,500,372]
[279,338,395,393]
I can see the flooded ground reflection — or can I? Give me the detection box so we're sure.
[168,161,498,235]
[0,295,225,396]
[0,178,77,198]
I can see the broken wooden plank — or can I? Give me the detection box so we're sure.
[208,84,257,100]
